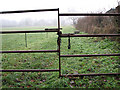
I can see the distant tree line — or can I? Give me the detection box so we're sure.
[1,18,70,27]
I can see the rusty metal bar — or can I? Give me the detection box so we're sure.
[1,8,58,14]
[61,73,120,77]
[59,13,120,16]
[60,34,120,37]
[60,54,120,57]
[0,50,58,53]
[45,28,62,30]
[0,69,59,72]
[58,8,61,77]
[0,30,58,34]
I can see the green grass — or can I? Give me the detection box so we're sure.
[1,26,120,88]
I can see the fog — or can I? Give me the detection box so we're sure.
[1,18,72,27]
[1,0,119,28]
[1,12,72,28]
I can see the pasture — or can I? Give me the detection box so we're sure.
[1,26,120,88]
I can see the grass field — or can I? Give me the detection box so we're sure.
[1,26,120,88]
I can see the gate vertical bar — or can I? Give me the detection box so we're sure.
[58,8,61,77]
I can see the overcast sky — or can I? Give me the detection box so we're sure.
[1,0,119,12]
[1,0,120,22]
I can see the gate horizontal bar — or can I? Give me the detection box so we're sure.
[59,13,120,16]
[0,30,58,34]
[60,34,120,37]
[1,8,58,14]
[45,28,62,30]
[0,50,58,53]
[0,69,59,72]
[61,73,120,77]
[60,54,120,57]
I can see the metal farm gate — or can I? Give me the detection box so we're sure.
[0,8,120,77]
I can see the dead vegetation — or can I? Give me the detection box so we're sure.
[74,5,120,41]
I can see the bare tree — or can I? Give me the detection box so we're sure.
[69,17,78,27]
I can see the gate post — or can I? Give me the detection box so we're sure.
[58,8,61,77]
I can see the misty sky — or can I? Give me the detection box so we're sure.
[1,0,119,12]
[1,0,120,24]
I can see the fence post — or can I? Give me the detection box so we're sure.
[25,33,27,47]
